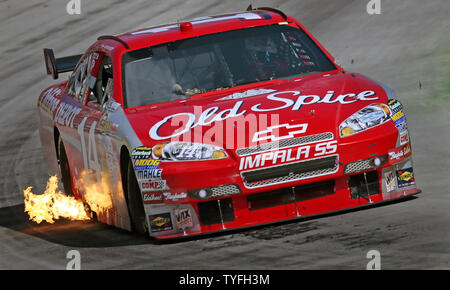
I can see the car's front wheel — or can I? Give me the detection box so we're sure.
[126,160,148,234]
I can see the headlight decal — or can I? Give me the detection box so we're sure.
[339,103,392,137]
[151,142,228,161]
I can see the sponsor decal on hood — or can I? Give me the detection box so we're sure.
[149,90,379,140]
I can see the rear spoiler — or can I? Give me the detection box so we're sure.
[43,48,82,79]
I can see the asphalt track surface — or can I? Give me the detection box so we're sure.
[0,0,449,270]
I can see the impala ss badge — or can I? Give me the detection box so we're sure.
[252,123,308,143]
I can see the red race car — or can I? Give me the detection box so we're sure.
[37,7,421,239]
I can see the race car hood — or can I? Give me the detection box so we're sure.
[125,70,391,152]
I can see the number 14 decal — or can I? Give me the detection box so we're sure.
[77,116,101,180]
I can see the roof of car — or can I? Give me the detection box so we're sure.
[97,9,293,52]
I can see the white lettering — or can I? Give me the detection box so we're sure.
[149,90,378,140]
[240,140,338,170]
[251,91,297,112]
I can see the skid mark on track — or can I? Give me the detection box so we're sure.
[198,222,321,251]
[201,236,254,251]
[293,223,410,250]
[243,221,320,240]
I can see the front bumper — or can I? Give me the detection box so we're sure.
[142,129,421,239]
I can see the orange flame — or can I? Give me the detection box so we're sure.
[76,170,114,213]
[24,175,90,224]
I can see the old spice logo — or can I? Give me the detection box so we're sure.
[149,90,378,140]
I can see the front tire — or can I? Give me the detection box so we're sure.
[126,160,148,234]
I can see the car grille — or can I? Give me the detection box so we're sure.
[343,155,388,175]
[241,155,339,188]
[210,184,241,198]
[236,132,334,156]
[188,184,241,200]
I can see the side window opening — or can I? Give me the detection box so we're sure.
[67,52,102,105]
[92,56,113,105]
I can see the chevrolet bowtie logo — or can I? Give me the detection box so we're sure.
[252,123,308,143]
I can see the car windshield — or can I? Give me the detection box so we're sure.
[122,24,336,108]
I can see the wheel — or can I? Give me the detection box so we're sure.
[58,135,74,196]
[126,159,148,234]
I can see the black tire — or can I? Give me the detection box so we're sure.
[126,160,148,234]
[58,136,74,196]
[57,135,94,219]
